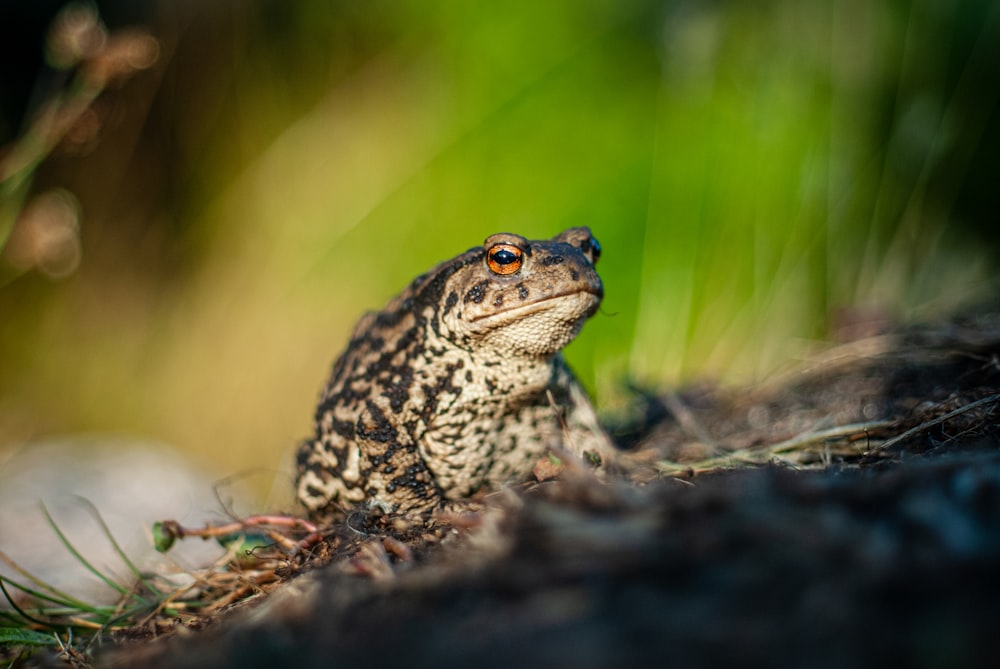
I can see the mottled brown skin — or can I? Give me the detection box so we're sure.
[295,227,613,518]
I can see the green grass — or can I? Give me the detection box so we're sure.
[0,0,996,489]
[0,503,178,663]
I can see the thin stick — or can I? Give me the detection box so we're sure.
[657,419,895,474]
[868,393,1000,453]
[768,420,895,454]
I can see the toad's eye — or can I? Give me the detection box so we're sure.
[581,237,601,265]
[486,243,524,275]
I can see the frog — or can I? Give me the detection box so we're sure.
[295,227,613,519]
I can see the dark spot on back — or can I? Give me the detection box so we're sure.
[295,441,315,469]
[357,400,397,442]
[517,284,529,300]
[570,268,579,281]
[381,368,414,414]
[542,255,564,266]
[304,483,326,498]
[443,291,458,316]
[331,418,355,439]
[493,292,503,307]
[419,361,464,423]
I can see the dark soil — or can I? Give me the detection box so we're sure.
[89,312,1000,668]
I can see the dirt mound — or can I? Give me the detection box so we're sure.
[79,315,1000,667]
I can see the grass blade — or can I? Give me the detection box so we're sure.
[0,574,99,614]
[0,626,58,647]
[0,580,51,629]
[39,503,142,603]
[74,496,161,599]
[0,551,101,612]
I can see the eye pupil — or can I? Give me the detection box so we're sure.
[491,249,517,265]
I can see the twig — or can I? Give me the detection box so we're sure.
[768,420,895,454]
[154,515,321,554]
[867,393,1000,453]
[657,419,895,476]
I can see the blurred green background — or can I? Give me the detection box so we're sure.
[1,0,998,494]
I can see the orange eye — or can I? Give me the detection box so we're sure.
[487,243,524,275]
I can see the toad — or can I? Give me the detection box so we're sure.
[295,227,613,518]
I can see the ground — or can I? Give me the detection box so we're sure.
[20,311,1000,668]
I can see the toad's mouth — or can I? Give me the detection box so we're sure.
[466,288,602,324]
